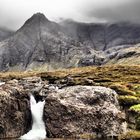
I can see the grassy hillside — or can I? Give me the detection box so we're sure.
[0,65,140,93]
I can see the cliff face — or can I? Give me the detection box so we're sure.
[0,13,140,71]
[62,21,140,50]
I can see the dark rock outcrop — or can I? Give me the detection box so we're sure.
[0,78,126,138]
[0,81,31,138]
[78,51,106,66]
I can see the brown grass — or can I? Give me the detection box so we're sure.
[0,65,139,98]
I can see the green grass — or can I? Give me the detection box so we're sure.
[130,104,140,113]
[119,96,140,106]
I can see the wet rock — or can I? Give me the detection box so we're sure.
[44,86,126,137]
[0,77,50,138]
[0,83,31,138]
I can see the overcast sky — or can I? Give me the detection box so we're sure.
[0,0,140,30]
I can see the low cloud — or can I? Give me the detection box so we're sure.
[82,0,140,23]
[0,0,140,30]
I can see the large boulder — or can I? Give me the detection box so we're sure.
[44,86,126,137]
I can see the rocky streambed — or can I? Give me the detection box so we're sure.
[0,76,128,139]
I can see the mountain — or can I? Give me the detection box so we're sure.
[62,20,140,51]
[0,13,140,71]
[0,28,14,41]
[0,13,88,71]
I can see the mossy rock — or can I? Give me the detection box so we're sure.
[110,84,135,96]
[129,104,140,130]
[118,96,140,106]
[133,85,140,95]
[130,104,140,113]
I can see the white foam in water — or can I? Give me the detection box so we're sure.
[20,94,46,140]
[0,82,5,86]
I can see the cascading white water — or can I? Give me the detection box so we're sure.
[20,94,46,140]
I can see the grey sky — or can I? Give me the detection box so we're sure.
[83,0,140,23]
[0,0,140,30]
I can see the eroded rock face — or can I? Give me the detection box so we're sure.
[44,86,126,137]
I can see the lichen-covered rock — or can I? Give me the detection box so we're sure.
[44,86,126,137]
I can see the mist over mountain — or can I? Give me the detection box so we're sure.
[1,0,140,30]
[0,28,14,41]
[62,20,140,50]
[0,13,140,71]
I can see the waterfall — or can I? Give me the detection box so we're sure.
[20,94,46,140]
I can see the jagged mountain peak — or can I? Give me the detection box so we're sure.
[22,13,49,28]
[30,13,48,21]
